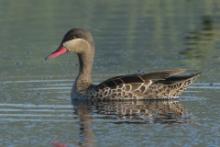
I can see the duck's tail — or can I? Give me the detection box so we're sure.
[155,72,200,98]
[165,72,200,84]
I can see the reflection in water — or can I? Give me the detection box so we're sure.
[77,103,96,147]
[183,15,213,55]
[72,99,189,147]
[180,15,217,68]
[52,141,68,147]
[202,15,213,31]
[90,100,188,124]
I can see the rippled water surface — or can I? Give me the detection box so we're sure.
[0,0,220,146]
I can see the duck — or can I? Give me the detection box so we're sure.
[46,28,200,101]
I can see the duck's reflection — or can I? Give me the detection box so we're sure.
[76,102,96,147]
[72,99,189,147]
[92,100,188,124]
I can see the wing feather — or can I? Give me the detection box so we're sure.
[96,68,187,89]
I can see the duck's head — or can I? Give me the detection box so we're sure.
[46,28,94,60]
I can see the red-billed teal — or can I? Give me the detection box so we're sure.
[46,28,200,101]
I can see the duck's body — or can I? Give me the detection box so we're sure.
[46,28,199,101]
[87,69,199,100]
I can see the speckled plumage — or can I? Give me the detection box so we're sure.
[86,69,200,100]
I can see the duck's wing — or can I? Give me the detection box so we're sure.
[140,68,187,80]
[96,68,188,89]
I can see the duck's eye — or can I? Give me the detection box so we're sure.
[74,34,82,38]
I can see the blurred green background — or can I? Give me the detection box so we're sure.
[0,0,219,82]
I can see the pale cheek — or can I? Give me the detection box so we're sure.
[62,39,89,53]
[63,42,71,49]
[63,44,79,53]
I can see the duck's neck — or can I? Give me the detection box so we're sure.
[75,47,95,92]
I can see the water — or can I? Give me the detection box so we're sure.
[0,0,220,146]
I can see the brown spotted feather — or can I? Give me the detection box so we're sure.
[89,69,200,100]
